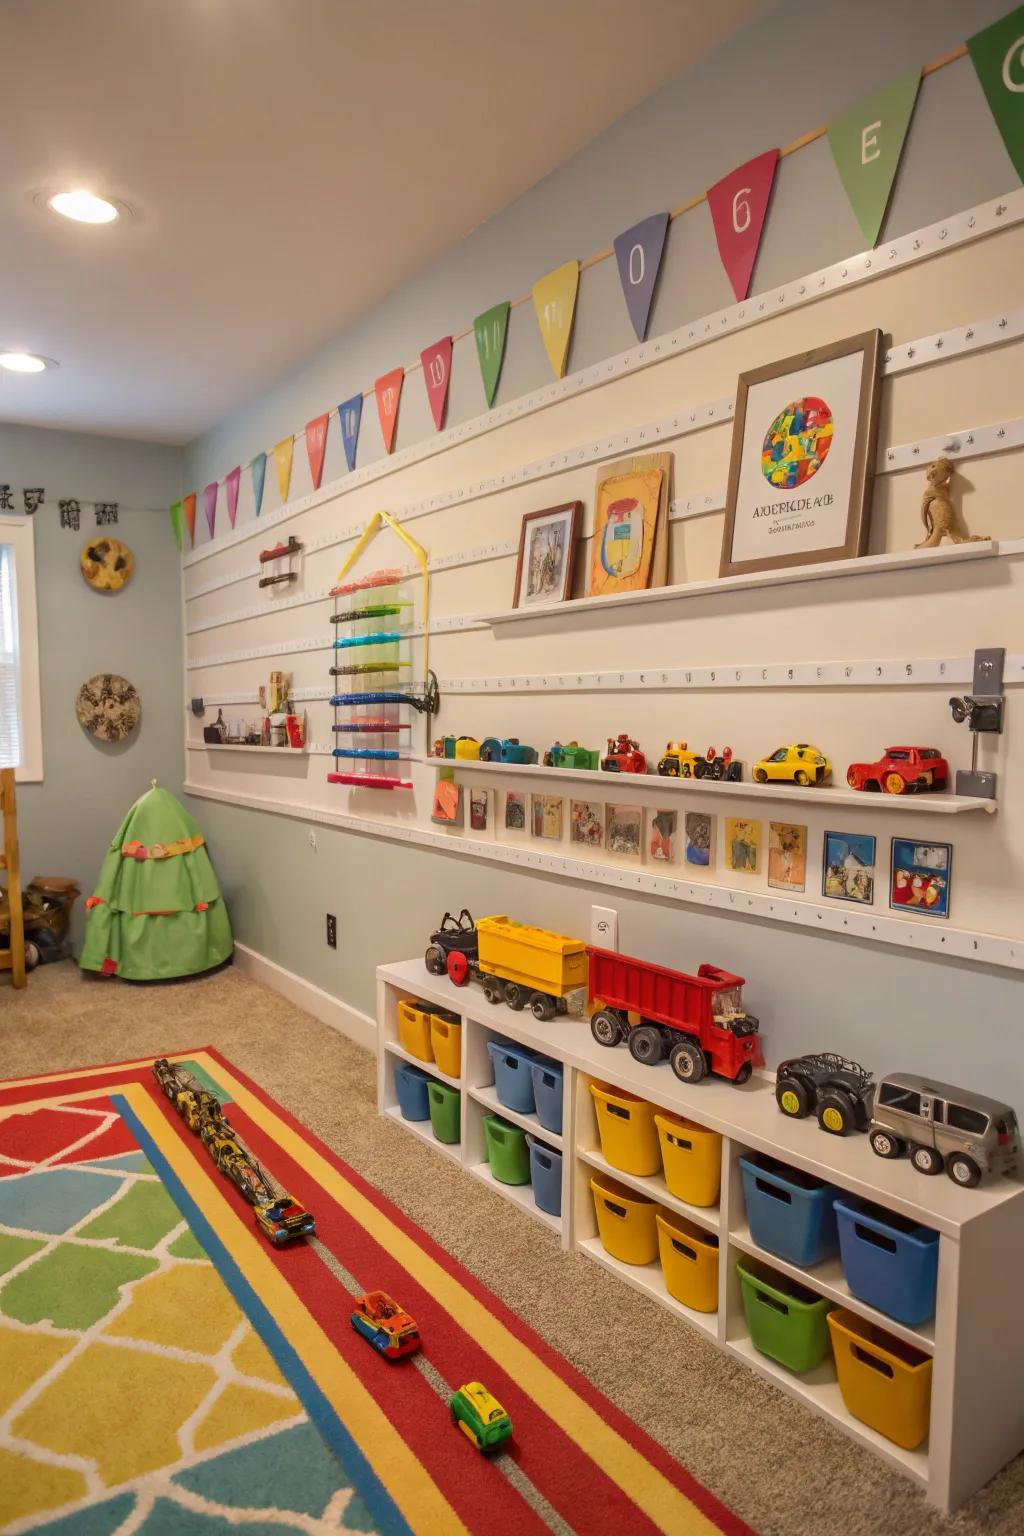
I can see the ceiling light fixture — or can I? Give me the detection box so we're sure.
[0,352,53,373]
[48,188,119,224]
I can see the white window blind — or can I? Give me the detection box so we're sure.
[0,543,21,769]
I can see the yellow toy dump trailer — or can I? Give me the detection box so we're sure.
[466,915,588,1020]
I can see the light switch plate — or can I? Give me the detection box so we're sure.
[590,905,618,950]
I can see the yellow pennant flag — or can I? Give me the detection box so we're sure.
[273,436,294,504]
[532,259,579,379]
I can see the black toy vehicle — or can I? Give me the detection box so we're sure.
[775,1052,874,1136]
[425,910,478,977]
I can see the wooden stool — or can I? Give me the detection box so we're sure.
[0,769,26,988]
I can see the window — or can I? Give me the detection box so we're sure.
[947,1103,989,1136]
[877,1082,922,1116]
[0,516,43,781]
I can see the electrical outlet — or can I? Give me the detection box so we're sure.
[326,913,337,949]
[308,828,317,850]
[590,905,618,950]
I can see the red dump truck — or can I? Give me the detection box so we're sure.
[586,947,760,1084]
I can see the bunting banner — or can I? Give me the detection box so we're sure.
[339,393,363,472]
[374,368,404,455]
[420,336,453,432]
[474,301,509,407]
[225,465,241,529]
[706,150,779,302]
[613,212,669,341]
[202,481,218,539]
[305,413,330,491]
[826,69,921,246]
[532,260,579,379]
[182,492,197,548]
[273,436,294,504]
[968,7,1024,183]
[251,452,267,518]
[169,499,184,552]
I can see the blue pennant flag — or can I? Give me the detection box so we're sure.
[613,212,669,342]
[251,451,267,517]
[339,393,363,473]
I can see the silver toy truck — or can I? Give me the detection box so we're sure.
[868,1072,1020,1188]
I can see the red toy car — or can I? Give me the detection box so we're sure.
[350,1291,421,1359]
[846,747,949,795]
[601,734,647,775]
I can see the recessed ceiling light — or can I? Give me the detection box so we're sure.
[48,189,119,224]
[0,352,53,373]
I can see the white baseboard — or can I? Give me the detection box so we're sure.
[232,942,376,1052]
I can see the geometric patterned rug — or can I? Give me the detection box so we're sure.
[0,1049,754,1536]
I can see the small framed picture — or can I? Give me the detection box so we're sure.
[649,808,676,863]
[570,799,604,847]
[890,838,952,919]
[504,791,526,832]
[606,803,642,859]
[469,788,492,833]
[684,811,715,867]
[725,818,761,874]
[532,793,563,840]
[513,501,582,609]
[768,822,807,892]
[431,777,463,827]
[823,831,876,904]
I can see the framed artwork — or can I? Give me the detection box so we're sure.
[890,838,952,919]
[504,791,526,832]
[431,777,463,827]
[720,329,882,577]
[725,818,761,873]
[532,794,563,840]
[606,803,642,859]
[570,799,604,847]
[513,500,582,609]
[768,821,807,892]
[649,808,676,863]
[684,811,715,867]
[588,452,671,597]
[469,788,492,833]
[823,830,876,905]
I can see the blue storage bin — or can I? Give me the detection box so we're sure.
[740,1153,841,1266]
[394,1062,431,1122]
[486,1039,537,1114]
[528,1137,562,1217]
[530,1057,564,1135]
[835,1196,939,1327]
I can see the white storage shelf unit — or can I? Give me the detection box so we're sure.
[377,957,1024,1514]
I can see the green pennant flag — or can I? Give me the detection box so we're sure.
[473,301,510,408]
[169,499,185,552]
[968,6,1024,184]
[826,68,921,246]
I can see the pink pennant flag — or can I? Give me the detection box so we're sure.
[202,481,218,539]
[706,149,779,303]
[374,368,404,455]
[225,465,241,528]
[420,337,452,432]
[306,413,330,490]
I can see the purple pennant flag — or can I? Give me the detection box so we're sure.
[203,481,218,539]
[225,465,241,528]
[613,212,669,342]
[339,393,363,473]
[251,451,267,517]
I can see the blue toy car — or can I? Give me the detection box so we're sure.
[480,737,538,765]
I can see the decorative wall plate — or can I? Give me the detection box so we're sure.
[80,537,134,592]
[75,674,141,742]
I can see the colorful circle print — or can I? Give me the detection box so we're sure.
[761,396,834,489]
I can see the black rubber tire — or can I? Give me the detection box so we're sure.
[628,1025,664,1065]
[734,1061,753,1085]
[669,1040,706,1083]
[424,945,446,976]
[482,980,503,1005]
[776,1076,811,1118]
[503,982,525,1011]
[870,1128,904,1160]
[660,761,679,777]
[590,1009,622,1047]
[753,767,768,784]
[911,1144,944,1175]
[817,1090,856,1136]
[530,992,556,1022]
[947,1152,982,1188]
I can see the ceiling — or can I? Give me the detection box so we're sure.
[0,0,768,445]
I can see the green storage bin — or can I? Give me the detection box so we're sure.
[427,1080,461,1144]
[483,1113,531,1185]
[737,1256,833,1374]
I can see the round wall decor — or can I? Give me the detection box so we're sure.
[75,674,141,742]
[80,537,134,592]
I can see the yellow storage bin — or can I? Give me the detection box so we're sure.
[429,1010,462,1078]
[655,1112,722,1208]
[827,1308,932,1450]
[590,1172,658,1266]
[397,999,435,1063]
[656,1209,719,1313]
[590,1082,661,1176]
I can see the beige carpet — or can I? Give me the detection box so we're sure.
[2,960,1020,1536]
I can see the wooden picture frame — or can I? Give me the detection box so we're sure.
[512,501,582,609]
[588,453,672,597]
[719,329,882,577]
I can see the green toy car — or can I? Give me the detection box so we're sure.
[544,740,600,769]
[449,1381,513,1453]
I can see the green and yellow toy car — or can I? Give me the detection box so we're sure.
[450,1381,513,1453]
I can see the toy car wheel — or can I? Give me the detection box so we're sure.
[602,761,619,772]
[794,770,809,786]
[947,1152,982,1188]
[680,762,693,777]
[482,980,503,1005]
[776,1077,811,1118]
[817,1091,856,1136]
[530,992,556,1021]
[424,945,446,975]
[753,767,767,784]
[590,1009,622,1047]
[846,768,861,789]
[911,1143,944,1175]
[627,1025,664,1065]
[669,1040,706,1083]
[884,772,906,794]
[870,1128,904,1159]
[446,950,470,987]
[23,941,41,971]
[734,1061,753,1085]
[503,982,526,1011]
[725,762,742,781]
[480,746,494,762]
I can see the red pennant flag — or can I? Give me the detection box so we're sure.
[225,465,241,528]
[202,481,218,538]
[182,492,197,547]
[420,337,452,432]
[374,368,404,455]
[706,149,779,303]
[305,413,330,490]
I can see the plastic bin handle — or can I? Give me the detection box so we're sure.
[851,1342,895,1378]
[602,1198,627,1219]
[854,1220,898,1254]
[434,1022,449,1038]
[671,1238,698,1261]
[754,1175,793,1206]
[539,1071,557,1088]
[754,1288,790,1316]
[535,1152,552,1170]
[491,1126,508,1143]
[606,1103,631,1121]
[666,1132,693,1151]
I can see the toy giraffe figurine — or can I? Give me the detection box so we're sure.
[916,458,988,548]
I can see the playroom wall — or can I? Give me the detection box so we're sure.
[1,422,183,941]
[180,0,1024,1101]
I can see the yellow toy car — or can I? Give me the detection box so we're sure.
[454,736,482,761]
[753,744,832,786]
[657,741,702,777]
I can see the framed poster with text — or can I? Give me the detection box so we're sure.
[719,329,882,577]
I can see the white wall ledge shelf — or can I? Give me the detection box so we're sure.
[192,742,310,755]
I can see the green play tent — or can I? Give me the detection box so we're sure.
[80,784,233,980]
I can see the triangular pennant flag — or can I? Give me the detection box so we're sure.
[169,500,184,552]
[202,481,218,539]
[968,7,1024,184]
[473,301,509,407]
[826,69,921,246]
[706,150,779,302]
[532,260,579,379]
[273,437,294,504]
[305,413,330,491]
[182,492,197,548]
[613,213,669,341]
[420,336,453,432]
[251,452,267,517]
[339,394,363,472]
[374,368,404,455]
[225,466,241,528]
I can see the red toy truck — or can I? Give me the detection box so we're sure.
[601,734,647,774]
[846,746,949,795]
[587,947,760,1084]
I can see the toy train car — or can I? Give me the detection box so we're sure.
[430,913,587,1020]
